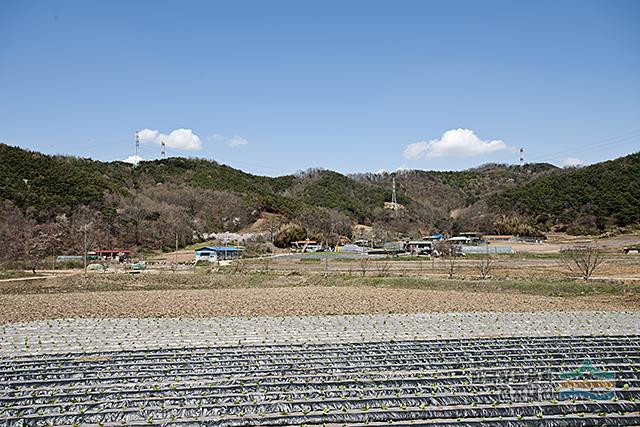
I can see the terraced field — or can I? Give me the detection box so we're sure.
[1,313,639,426]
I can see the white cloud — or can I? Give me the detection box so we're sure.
[137,128,202,151]
[563,157,584,167]
[403,142,429,160]
[207,133,249,147]
[123,155,144,165]
[226,135,249,147]
[403,128,507,160]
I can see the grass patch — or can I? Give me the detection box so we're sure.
[0,270,42,279]
[374,256,432,262]
[334,275,639,298]
[463,252,561,260]
[0,272,312,295]
[2,271,637,300]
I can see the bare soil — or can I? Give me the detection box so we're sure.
[0,275,637,323]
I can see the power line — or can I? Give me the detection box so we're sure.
[535,137,639,163]
[526,129,640,163]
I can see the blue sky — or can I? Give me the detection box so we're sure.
[1,0,639,176]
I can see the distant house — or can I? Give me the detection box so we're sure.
[425,234,446,241]
[194,246,243,262]
[483,235,516,242]
[459,232,481,238]
[448,236,471,245]
[56,255,84,263]
[383,201,405,210]
[95,250,130,262]
[405,241,434,256]
[290,240,322,253]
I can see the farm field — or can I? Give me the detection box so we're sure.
[1,274,639,425]
[0,272,639,322]
[1,313,639,426]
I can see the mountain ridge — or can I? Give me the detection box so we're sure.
[1,143,638,259]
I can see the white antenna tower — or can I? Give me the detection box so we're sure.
[391,175,397,210]
[160,140,166,158]
[519,147,525,166]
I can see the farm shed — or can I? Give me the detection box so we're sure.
[95,250,130,261]
[483,235,516,242]
[461,245,514,255]
[194,246,243,262]
[290,240,322,253]
[405,241,435,256]
[425,233,446,240]
[55,255,84,263]
[448,236,472,245]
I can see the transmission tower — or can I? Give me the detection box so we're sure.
[161,140,166,158]
[391,176,397,210]
[134,132,140,163]
[519,147,525,166]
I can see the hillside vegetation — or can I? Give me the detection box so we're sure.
[489,152,640,235]
[1,143,638,262]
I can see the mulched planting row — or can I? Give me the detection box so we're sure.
[1,335,638,426]
[3,312,640,356]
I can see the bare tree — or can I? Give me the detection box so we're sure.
[442,253,457,279]
[560,245,604,281]
[375,258,392,277]
[435,241,458,279]
[475,247,494,279]
[260,256,271,273]
[27,229,51,274]
[298,207,353,248]
[230,258,247,274]
[27,221,66,274]
[263,215,283,244]
[358,257,370,277]
[0,201,32,265]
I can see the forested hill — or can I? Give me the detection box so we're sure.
[0,144,386,223]
[488,152,640,234]
[1,142,637,258]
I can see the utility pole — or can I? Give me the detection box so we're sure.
[83,226,88,275]
[81,224,89,287]
[174,232,178,272]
